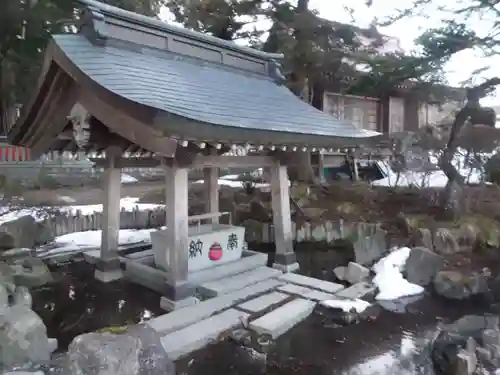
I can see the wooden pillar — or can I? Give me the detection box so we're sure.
[204,167,219,223]
[165,165,189,283]
[160,164,198,311]
[95,146,122,283]
[270,162,299,273]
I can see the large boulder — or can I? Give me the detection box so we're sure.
[0,215,54,251]
[431,315,499,375]
[0,304,53,368]
[67,325,175,375]
[333,262,370,284]
[433,270,489,300]
[350,223,387,265]
[404,247,444,286]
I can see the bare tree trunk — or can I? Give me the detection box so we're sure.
[439,78,500,219]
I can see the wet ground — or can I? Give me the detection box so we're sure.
[31,261,164,350]
[30,247,493,374]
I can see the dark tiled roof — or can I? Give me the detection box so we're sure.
[54,34,378,139]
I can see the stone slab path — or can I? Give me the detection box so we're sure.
[147,268,375,361]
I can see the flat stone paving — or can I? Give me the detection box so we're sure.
[335,281,376,299]
[199,266,283,297]
[147,268,374,361]
[160,308,250,360]
[248,298,316,339]
[278,283,336,302]
[238,291,290,313]
[278,273,344,294]
[147,278,284,334]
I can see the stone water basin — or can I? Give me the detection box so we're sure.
[151,224,245,272]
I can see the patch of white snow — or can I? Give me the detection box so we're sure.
[121,173,138,183]
[372,247,424,301]
[0,197,163,224]
[320,298,371,313]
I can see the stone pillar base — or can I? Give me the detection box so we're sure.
[272,252,300,273]
[160,281,199,311]
[94,257,123,283]
[95,268,123,283]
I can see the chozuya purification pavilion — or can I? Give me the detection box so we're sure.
[8,0,378,311]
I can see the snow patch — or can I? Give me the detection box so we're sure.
[193,178,269,188]
[121,173,138,183]
[0,197,162,224]
[372,247,424,300]
[320,298,371,313]
[37,227,163,257]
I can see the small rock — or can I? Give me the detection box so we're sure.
[352,224,387,265]
[456,224,480,251]
[433,270,489,300]
[483,329,500,348]
[456,349,477,375]
[48,338,58,353]
[405,247,444,286]
[411,228,434,250]
[433,228,460,254]
[0,248,32,261]
[476,346,492,362]
[12,257,53,288]
[0,284,8,312]
[13,286,32,308]
[333,266,347,281]
[343,262,370,284]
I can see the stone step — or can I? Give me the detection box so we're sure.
[124,249,154,260]
[147,278,284,334]
[198,267,283,297]
[237,291,290,313]
[82,250,101,264]
[278,273,344,294]
[278,283,335,302]
[160,308,250,360]
[335,281,376,300]
[248,298,316,339]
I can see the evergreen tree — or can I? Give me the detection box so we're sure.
[0,0,164,135]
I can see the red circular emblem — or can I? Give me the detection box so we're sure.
[208,242,223,261]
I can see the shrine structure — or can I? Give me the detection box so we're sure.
[8,0,378,311]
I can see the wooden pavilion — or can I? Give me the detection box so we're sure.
[8,0,378,310]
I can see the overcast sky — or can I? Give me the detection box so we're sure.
[160,0,500,104]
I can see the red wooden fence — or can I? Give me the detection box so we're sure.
[0,147,31,161]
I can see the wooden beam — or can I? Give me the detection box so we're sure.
[23,71,78,158]
[92,157,161,168]
[204,166,219,224]
[191,155,274,169]
[79,91,178,158]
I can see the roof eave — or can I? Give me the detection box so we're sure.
[152,112,379,148]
